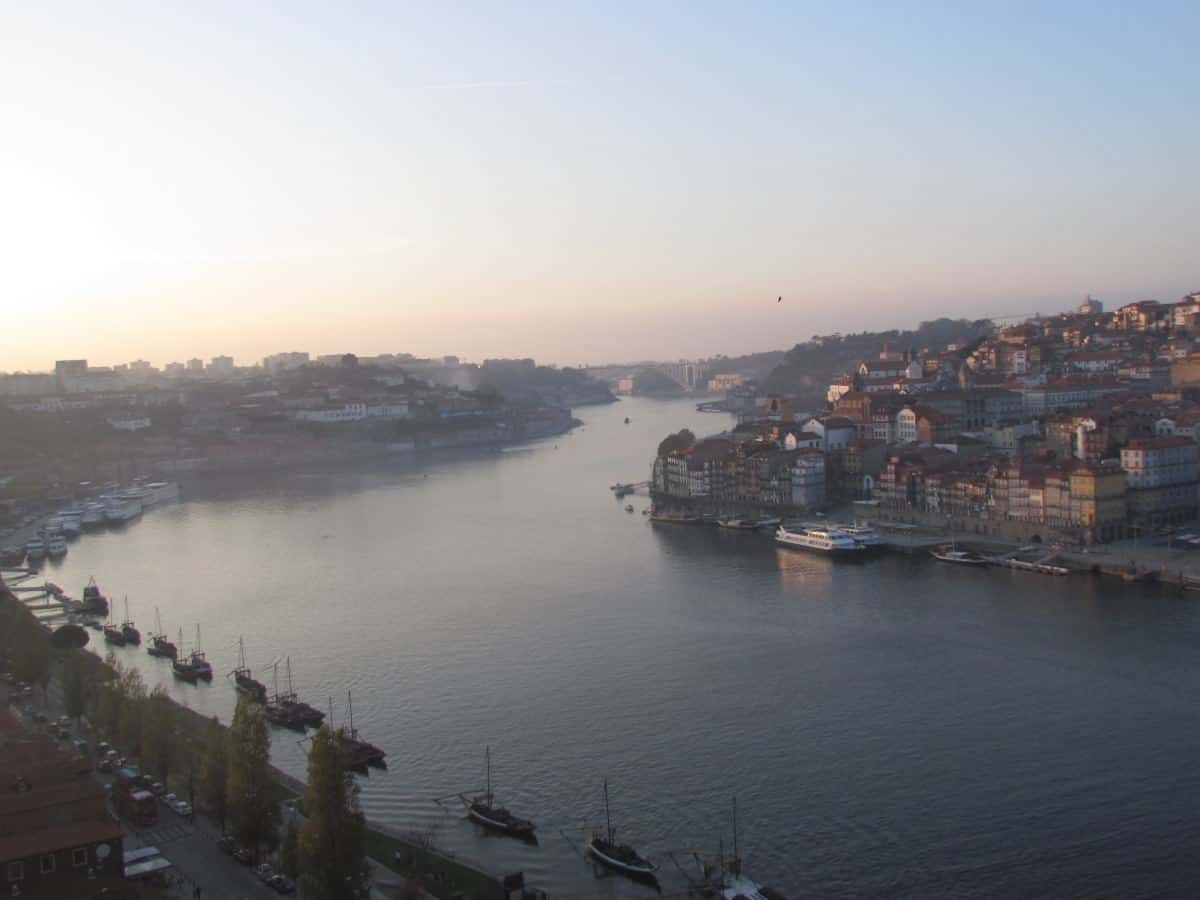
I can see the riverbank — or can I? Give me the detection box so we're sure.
[0,580,520,900]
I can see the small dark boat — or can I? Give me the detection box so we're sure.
[103,624,126,646]
[337,691,386,771]
[146,608,176,659]
[120,597,140,645]
[231,638,268,703]
[586,780,656,879]
[189,625,212,680]
[81,577,108,614]
[171,628,197,681]
[461,747,536,840]
[0,546,25,567]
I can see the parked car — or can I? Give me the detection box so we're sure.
[233,847,253,865]
[255,863,275,883]
[163,793,177,807]
[216,836,235,855]
[32,712,46,724]
[174,801,192,817]
[97,760,113,774]
[97,741,111,754]
[149,781,165,796]
[269,874,295,894]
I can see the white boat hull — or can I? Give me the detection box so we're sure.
[586,841,656,876]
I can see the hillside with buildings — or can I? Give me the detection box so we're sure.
[651,292,1200,545]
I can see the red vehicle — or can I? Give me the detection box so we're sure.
[113,769,158,827]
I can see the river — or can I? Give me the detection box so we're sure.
[30,396,1200,899]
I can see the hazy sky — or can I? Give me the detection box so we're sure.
[2,2,1198,370]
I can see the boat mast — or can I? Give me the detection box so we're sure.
[603,778,613,844]
[286,657,295,699]
[347,690,358,739]
[155,607,163,638]
[123,595,130,624]
[731,795,740,876]
[485,746,492,803]
[238,637,247,672]
[195,624,202,656]
[272,662,281,702]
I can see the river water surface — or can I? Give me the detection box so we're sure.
[35,397,1200,899]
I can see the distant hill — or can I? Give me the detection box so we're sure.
[763,317,993,401]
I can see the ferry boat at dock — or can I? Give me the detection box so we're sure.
[838,524,884,553]
[103,494,142,524]
[188,626,213,680]
[172,629,200,682]
[25,538,46,561]
[774,525,864,557]
[45,535,68,558]
[80,502,106,530]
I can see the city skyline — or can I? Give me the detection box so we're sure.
[3,3,1198,370]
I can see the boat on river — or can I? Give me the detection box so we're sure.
[458,747,536,841]
[25,538,46,561]
[931,548,990,566]
[103,608,125,646]
[0,546,25,567]
[80,577,108,615]
[585,779,656,879]
[231,638,268,703]
[774,525,864,558]
[146,608,177,659]
[717,517,757,530]
[188,625,213,680]
[336,691,386,771]
[120,598,140,645]
[172,629,198,682]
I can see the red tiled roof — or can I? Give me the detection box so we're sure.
[0,819,121,863]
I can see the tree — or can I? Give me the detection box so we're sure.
[141,687,177,785]
[62,651,87,724]
[226,698,279,859]
[657,428,696,457]
[299,726,369,899]
[280,819,300,879]
[200,716,230,831]
[117,665,147,754]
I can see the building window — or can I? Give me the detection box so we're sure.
[7,862,22,882]
[72,848,88,868]
[40,854,55,874]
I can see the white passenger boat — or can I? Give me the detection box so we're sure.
[46,535,68,558]
[140,482,180,506]
[774,526,864,557]
[81,502,106,529]
[26,537,46,560]
[838,524,883,552]
[103,495,143,523]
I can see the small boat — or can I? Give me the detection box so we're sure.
[624,417,630,424]
[753,516,783,529]
[146,608,177,659]
[624,504,635,513]
[189,634,213,680]
[230,638,268,703]
[25,538,46,560]
[80,577,109,614]
[335,691,386,770]
[457,747,537,840]
[172,628,198,681]
[649,511,701,524]
[585,780,656,879]
[0,546,25,567]
[120,597,140,645]
[718,518,757,530]
[931,548,990,566]
[45,535,68,558]
[103,609,126,646]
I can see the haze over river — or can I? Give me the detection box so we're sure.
[36,397,1200,899]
